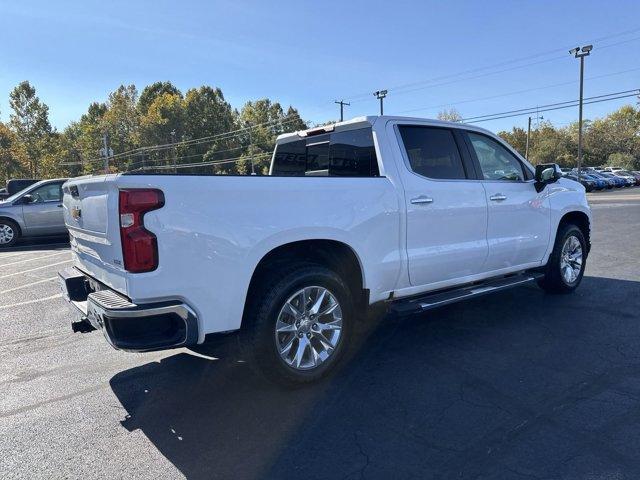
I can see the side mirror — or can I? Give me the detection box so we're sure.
[534,163,561,192]
[21,194,36,204]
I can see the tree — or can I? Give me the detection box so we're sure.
[0,122,27,184]
[184,86,234,140]
[498,127,528,157]
[8,81,52,177]
[606,152,638,171]
[138,82,182,116]
[437,108,462,122]
[139,93,185,147]
[584,106,640,166]
[101,85,140,159]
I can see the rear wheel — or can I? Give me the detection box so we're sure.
[538,223,586,294]
[242,263,354,386]
[0,219,19,247]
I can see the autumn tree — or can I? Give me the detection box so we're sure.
[8,81,52,177]
[0,122,27,184]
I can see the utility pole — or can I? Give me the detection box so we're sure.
[334,100,350,122]
[100,133,112,174]
[525,116,532,160]
[249,127,255,175]
[373,90,388,115]
[570,44,593,182]
[170,130,177,174]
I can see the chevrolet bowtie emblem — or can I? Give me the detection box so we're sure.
[71,206,82,220]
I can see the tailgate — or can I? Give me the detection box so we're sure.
[63,175,128,295]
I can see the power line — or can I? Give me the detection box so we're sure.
[463,90,639,124]
[397,66,640,115]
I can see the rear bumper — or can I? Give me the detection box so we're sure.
[58,267,199,352]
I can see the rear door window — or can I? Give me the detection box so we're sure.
[398,126,467,180]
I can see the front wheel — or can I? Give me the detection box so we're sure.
[242,264,354,386]
[538,224,587,294]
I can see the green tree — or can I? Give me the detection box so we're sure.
[0,122,27,184]
[101,85,140,160]
[606,152,638,171]
[138,81,182,116]
[584,105,640,166]
[184,86,234,140]
[8,81,52,177]
[498,127,528,158]
[139,93,185,147]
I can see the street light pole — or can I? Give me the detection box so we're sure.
[570,45,593,182]
[373,90,388,115]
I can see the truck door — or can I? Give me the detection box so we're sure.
[464,131,551,271]
[394,124,489,287]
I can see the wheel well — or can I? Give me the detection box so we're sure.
[243,240,367,326]
[0,216,21,234]
[558,211,590,253]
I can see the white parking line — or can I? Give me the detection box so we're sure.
[0,260,72,280]
[0,277,58,295]
[0,251,69,268]
[0,293,63,310]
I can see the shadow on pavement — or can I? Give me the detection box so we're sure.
[110,276,640,479]
[0,235,69,252]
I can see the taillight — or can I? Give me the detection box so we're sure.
[119,189,164,273]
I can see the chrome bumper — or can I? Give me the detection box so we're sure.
[58,267,198,352]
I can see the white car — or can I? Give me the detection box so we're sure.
[59,116,592,384]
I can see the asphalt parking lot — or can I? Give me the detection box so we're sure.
[1,188,639,480]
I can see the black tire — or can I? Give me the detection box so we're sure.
[241,263,354,386]
[538,223,587,294]
[0,219,20,247]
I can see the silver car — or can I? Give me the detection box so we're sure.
[0,178,68,247]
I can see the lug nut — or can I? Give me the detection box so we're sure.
[312,323,318,329]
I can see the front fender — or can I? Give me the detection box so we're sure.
[541,179,592,263]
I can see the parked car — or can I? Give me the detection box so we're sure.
[59,116,591,385]
[582,173,607,190]
[612,171,637,187]
[587,172,616,189]
[0,178,68,247]
[598,171,626,188]
[614,170,640,186]
[0,178,39,200]
[564,173,596,192]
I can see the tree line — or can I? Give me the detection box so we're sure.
[1,81,639,185]
[0,81,308,184]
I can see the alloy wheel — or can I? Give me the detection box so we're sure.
[560,235,582,284]
[274,286,343,370]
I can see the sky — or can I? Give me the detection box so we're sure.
[0,0,639,134]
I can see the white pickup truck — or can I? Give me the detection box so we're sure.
[59,116,591,384]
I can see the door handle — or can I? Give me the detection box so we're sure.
[57,204,63,208]
[410,195,434,205]
[489,194,507,201]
